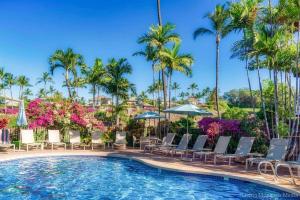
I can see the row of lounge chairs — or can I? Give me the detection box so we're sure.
[143,133,300,185]
[0,129,110,152]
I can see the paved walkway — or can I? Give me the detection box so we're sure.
[0,148,299,195]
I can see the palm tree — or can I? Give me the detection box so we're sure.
[157,0,162,25]
[49,48,85,101]
[104,58,135,126]
[137,91,148,104]
[179,92,186,101]
[48,85,56,96]
[0,68,5,95]
[229,0,262,112]
[37,88,48,98]
[138,23,180,110]
[37,72,53,91]
[133,45,158,105]
[4,73,15,98]
[188,83,199,97]
[83,58,107,108]
[159,43,193,110]
[194,4,231,118]
[171,82,180,101]
[23,88,33,100]
[16,75,31,99]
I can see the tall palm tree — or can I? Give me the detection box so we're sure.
[194,4,231,118]
[49,48,85,101]
[16,75,31,99]
[133,45,158,106]
[138,23,180,110]
[104,58,136,126]
[157,0,162,25]
[37,72,53,91]
[229,0,262,112]
[0,68,5,95]
[171,82,180,101]
[188,83,199,97]
[159,43,193,110]
[83,58,107,108]
[4,73,15,98]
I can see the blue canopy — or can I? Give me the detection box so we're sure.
[163,103,212,116]
[17,100,28,127]
[134,111,165,120]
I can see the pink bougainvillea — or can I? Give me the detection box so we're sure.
[198,117,241,140]
[26,99,104,131]
[0,108,18,115]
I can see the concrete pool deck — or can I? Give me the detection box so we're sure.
[0,148,299,196]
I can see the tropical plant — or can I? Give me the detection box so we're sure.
[171,82,180,101]
[104,58,136,126]
[194,4,231,118]
[16,75,31,99]
[138,23,180,110]
[49,48,85,100]
[188,83,198,97]
[37,72,53,91]
[4,73,16,98]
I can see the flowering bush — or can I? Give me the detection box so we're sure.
[26,99,104,131]
[0,108,18,115]
[199,117,241,139]
[0,118,9,129]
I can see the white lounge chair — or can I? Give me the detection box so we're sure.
[19,129,43,152]
[193,136,231,163]
[69,130,86,150]
[246,138,289,179]
[145,133,175,153]
[0,129,15,151]
[91,131,105,150]
[169,134,192,157]
[47,130,66,151]
[113,131,127,150]
[275,152,300,185]
[215,137,255,165]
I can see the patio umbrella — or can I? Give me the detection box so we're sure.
[163,103,212,134]
[17,100,27,127]
[134,112,165,143]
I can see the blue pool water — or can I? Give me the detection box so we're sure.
[0,156,298,200]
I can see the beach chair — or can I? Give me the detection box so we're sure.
[193,136,231,163]
[69,130,86,150]
[275,152,300,185]
[19,129,43,152]
[91,131,105,150]
[47,130,66,151]
[145,133,175,153]
[246,138,289,179]
[113,131,127,150]
[215,137,255,165]
[0,129,15,151]
[169,134,192,157]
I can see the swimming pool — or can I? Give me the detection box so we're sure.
[0,156,297,199]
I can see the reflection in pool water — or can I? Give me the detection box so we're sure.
[0,156,297,199]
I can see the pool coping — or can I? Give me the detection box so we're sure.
[0,150,299,197]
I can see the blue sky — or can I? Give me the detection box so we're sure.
[0,0,269,99]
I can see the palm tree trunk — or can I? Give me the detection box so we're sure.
[65,71,72,100]
[215,36,220,118]
[243,31,254,113]
[257,56,270,139]
[92,84,96,108]
[162,69,168,110]
[168,74,172,119]
[273,63,279,138]
[157,0,162,25]
[152,63,156,107]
